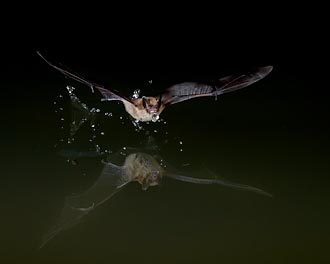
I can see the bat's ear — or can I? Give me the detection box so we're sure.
[157,94,162,107]
[142,96,147,108]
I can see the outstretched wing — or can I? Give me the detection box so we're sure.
[37,51,133,103]
[165,170,272,197]
[161,66,273,105]
[39,161,131,249]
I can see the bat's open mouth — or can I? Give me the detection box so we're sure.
[146,106,159,122]
[147,107,158,114]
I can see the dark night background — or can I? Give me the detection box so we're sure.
[2,14,330,263]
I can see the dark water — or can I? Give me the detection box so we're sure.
[4,49,330,263]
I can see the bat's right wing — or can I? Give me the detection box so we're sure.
[39,160,131,249]
[37,51,133,104]
[161,66,273,105]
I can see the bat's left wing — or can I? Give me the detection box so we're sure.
[165,170,272,197]
[37,51,133,104]
[161,66,273,105]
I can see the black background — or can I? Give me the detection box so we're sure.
[2,9,330,263]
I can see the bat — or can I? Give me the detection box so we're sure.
[37,51,273,122]
[39,147,272,248]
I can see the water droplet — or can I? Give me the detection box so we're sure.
[132,89,140,99]
[154,130,157,133]
[119,116,123,120]
[179,141,183,145]
[89,139,93,142]
[54,110,58,113]
[163,121,167,124]
[66,86,75,94]
[60,118,64,121]
[59,94,63,98]
[91,124,95,128]
[151,113,159,122]
[123,147,126,150]
[59,107,63,111]
[53,101,57,105]
[100,132,105,135]
[149,80,153,84]
[180,149,183,152]
[104,112,108,116]
[96,109,100,113]
[109,113,113,116]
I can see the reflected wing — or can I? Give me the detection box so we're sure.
[37,51,133,103]
[39,161,131,249]
[161,66,273,105]
[165,169,272,197]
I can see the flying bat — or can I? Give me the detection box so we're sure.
[39,146,272,248]
[37,51,273,122]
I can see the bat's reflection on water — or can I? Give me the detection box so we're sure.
[39,147,272,248]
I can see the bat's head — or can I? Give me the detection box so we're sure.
[141,170,162,191]
[142,96,161,121]
[129,153,164,190]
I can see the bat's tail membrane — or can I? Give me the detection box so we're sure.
[214,66,273,95]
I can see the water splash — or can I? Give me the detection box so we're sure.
[66,86,75,94]
[132,89,140,99]
[151,113,159,122]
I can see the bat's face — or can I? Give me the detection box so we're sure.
[141,170,162,191]
[141,96,162,122]
[127,153,164,190]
